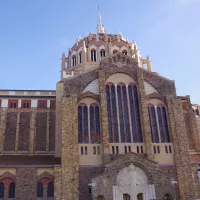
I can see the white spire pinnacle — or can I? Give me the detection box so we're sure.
[96,5,106,34]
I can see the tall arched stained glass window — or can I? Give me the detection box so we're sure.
[0,182,4,199]
[106,83,119,143]
[117,84,131,143]
[78,104,89,143]
[148,105,159,143]
[37,182,43,198]
[157,105,170,143]
[128,84,143,142]
[90,104,101,143]
[9,182,15,198]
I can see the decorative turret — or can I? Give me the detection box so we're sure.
[96,5,106,34]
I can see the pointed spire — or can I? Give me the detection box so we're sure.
[96,5,106,34]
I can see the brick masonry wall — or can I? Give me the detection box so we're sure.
[15,167,37,200]
[18,112,30,151]
[61,96,79,200]
[4,112,17,151]
[79,166,103,200]
[183,113,195,150]
[35,112,47,151]
[49,112,55,151]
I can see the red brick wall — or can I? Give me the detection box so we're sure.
[18,112,30,151]
[35,112,47,151]
[4,112,17,151]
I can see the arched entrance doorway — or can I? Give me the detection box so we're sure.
[137,193,143,200]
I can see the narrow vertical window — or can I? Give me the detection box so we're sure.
[128,84,142,143]
[78,104,88,144]
[85,146,88,155]
[79,51,82,64]
[116,146,119,154]
[93,146,96,155]
[97,146,100,155]
[153,146,156,154]
[140,146,143,154]
[0,182,4,198]
[47,182,54,198]
[37,182,43,198]
[128,146,131,152]
[112,146,115,154]
[124,146,127,153]
[157,146,160,154]
[169,146,172,153]
[81,146,83,155]
[137,146,139,153]
[148,105,159,143]
[72,55,76,66]
[100,49,106,57]
[106,84,119,143]
[91,49,96,62]
[9,182,15,198]
[165,146,168,153]
[157,105,170,143]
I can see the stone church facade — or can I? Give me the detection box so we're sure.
[0,9,199,200]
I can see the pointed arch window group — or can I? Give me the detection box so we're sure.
[106,82,143,143]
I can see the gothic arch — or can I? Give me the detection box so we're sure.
[37,171,54,182]
[0,172,15,182]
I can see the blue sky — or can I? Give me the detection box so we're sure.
[0,0,199,103]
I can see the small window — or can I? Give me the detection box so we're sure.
[50,100,56,110]
[37,182,43,198]
[124,146,127,153]
[72,55,76,66]
[79,51,82,64]
[97,146,100,155]
[122,50,127,55]
[112,146,115,154]
[38,100,47,109]
[91,49,97,62]
[100,49,106,57]
[85,146,88,155]
[81,146,84,155]
[137,146,139,153]
[128,146,131,152]
[113,49,118,54]
[88,187,91,194]
[47,182,54,198]
[140,146,143,154]
[8,182,15,198]
[165,146,168,153]
[0,182,4,198]
[153,146,156,154]
[93,146,96,155]
[169,146,172,153]
[22,100,31,109]
[116,146,119,154]
[157,146,160,154]
[8,100,18,109]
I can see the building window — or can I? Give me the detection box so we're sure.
[122,50,127,55]
[141,146,143,153]
[112,146,115,154]
[97,146,100,155]
[38,100,47,109]
[100,49,106,57]
[148,105,159,143]
[22,100,31,109]
[37,182,43,198]
[90,104,101,143]
[106,83,119,143]
[72,55,76,66]
[91,49,97,62]
[81,146,84,155]
[93,146,96,155]
[0,182,4,198]
[165,145,168,153]
[47,182,54,198]
[116,146,119,154]
[113,49,118,54]
[198,169,200,181]
[117,83,131,143]
[79,51,82,64]
[78,104,89,143]
[128,84,143,142]
[157,105,170,143]
[0,99,2,108]
[50,100,56,110]
[123,194,130,200]
[124,146,127,153]
[85,146,88,155]
[169,145,172,153]
[128,146,131,152]
[8,100,18,109]
[9,182,15,198]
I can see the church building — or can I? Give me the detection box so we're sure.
[0,8,199,200]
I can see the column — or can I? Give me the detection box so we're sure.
[98,70,110,162]
[46,109,50,152]
[137,69,154,160]
[0,109,7,153]
[166,97,195,199]
[29,108,36,154]
[15,110,20,152]
[61,96,79,200]
[44,186,48,200]
[4,186,9,200]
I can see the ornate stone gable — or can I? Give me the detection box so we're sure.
[91,153,174,200]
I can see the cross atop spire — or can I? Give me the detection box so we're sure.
[96,5,106,34]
